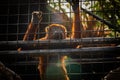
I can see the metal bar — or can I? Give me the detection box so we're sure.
[0,37,120,46]
[10,58,120,65]
[0,47,119,56]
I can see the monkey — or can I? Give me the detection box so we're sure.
[37,3,83,80]
[38,24,69,80]
[18,1,83,80]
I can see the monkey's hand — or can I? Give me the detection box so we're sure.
[31,11,42,23]
[66,0,79,11]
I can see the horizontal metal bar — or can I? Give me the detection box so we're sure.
[0,37,120,47]
[11,57,120,65]
[0,46,119,56]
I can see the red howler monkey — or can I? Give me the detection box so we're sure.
[18,1,83,80]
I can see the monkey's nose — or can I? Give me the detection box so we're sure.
[53,31,64,40]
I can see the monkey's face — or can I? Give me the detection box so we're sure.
[46,25,67,40]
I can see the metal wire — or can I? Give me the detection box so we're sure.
[0,0,120,80]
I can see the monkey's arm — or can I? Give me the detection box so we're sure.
[69,0,84,39]
[18,11,42,51]
[22,22,37,41]
[23,11,42,41]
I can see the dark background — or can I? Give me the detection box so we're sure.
[0,0,49,41]
[0,0,48,80]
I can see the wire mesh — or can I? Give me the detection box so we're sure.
[0,0,120,80]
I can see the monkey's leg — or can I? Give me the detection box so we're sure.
[38,56,48,80]
[61,56,69,80]
[46,55,69,80]
[38,55,69,80]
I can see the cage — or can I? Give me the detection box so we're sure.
[0,0,120,80]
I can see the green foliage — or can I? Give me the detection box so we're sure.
[48,0,120,36]
[93,0,120,32]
